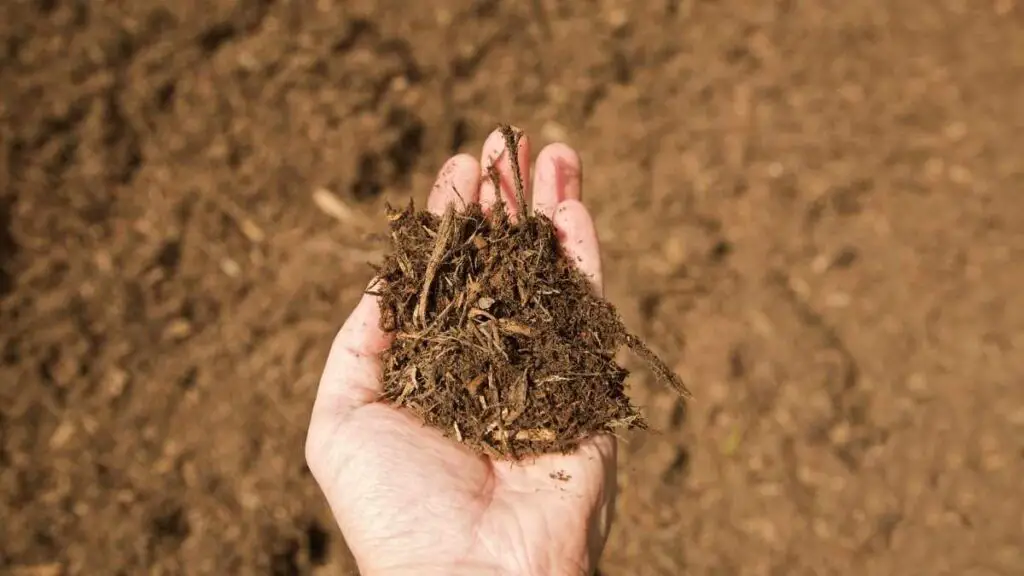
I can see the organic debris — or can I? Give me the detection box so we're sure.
[374,125,689,459]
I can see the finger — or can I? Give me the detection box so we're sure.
[554,200,603,296]
[310,288,392,423]
[479,127,532,219]
[532,143,583,218]
[427,153,481,215]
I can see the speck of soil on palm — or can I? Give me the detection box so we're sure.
[373,125,690,460]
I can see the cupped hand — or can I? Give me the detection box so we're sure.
[305,129,615,576]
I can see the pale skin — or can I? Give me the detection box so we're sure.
[305,129,615,576]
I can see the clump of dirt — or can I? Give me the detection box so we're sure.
[374,125,689,459]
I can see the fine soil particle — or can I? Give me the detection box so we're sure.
[6,3,1022,573]
[550,470,572,482]
[375,125,689,459]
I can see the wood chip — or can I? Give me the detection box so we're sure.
[498,319,534,337]
[503,369,529,425]
[10,564,63,576]
[465,374,485,396]
[417,205,456,328]
[312,188,357,224]
[490,428,557,442]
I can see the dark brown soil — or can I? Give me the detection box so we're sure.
[3,2,1023,575]
[376,127,686,458]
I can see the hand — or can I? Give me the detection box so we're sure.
[305,129,615,576]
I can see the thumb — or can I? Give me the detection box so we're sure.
[307,286,392,437]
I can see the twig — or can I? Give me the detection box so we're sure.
[486,165,507,217]
[210,194,265,243]
[397,296,459,342]
[490,428,556,442]
[312,187,360,225]
[497,124,529,217]
[504,368,530,425]
[417,204,457,328]
[624,333,693,399]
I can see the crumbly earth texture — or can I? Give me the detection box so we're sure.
[3,2,1023,575]
[378,200,627,458]
[376,127,687,459]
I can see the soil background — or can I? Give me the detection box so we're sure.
[2,1,1023,574]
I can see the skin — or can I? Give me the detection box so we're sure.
[305,129,614,576]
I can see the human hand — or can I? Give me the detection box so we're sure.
[305,129,615,576]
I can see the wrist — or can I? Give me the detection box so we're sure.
[370,562,594,576]
[370,565,508,576]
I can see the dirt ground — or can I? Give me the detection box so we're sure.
[2,0,1022,574]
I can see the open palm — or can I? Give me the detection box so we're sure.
[305,130,615,576]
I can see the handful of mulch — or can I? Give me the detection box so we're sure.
[373,125,690,460]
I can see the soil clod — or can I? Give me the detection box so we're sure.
[374,125,690,459]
